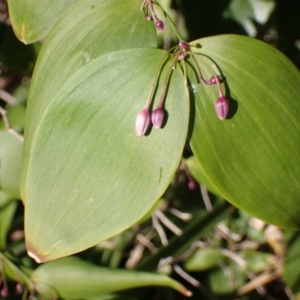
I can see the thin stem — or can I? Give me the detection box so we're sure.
[201,55,223,97]
[200,184,213,212]
[180,59,187,84]
[192,52,224,97]
[189,52,208,85]
[144,52,171,108]
[153,1,185,41]
[154,210,182,236]
[152,214,168,246]
[157,55,178,107]
[173,264,200,287]
[0,89,18,105]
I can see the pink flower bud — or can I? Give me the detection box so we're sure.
[16,283,23,294]
[179,41,189,51]
[207,75,223,85]
[145,15,152,21]
[135,108,151,136]
[151,107,164,128]
[155,19,164,31]
[215,96,229,120]
[0,287,9,297]
[188,180,197,190]
[178,52,185,60]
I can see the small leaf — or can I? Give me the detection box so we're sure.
[31,257,192,298]
[205,262,245,295]
[0,191,17,248]
[188,35,300,228]
[241,250,274,274]
[0,131,23,198]
[23,48,189,262]
[283,234,300,294]
[183,248,224,272]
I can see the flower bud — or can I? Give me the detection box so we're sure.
[207,75,223,85]
[16,283,23,294]
[135,108,151,136]
[145,15,152,21]
[188,180,197,190]
[179,41,189,51]
[151,107,164,128]
[0,287,9,297]
[155,19,164,31]
[215,96,229,120]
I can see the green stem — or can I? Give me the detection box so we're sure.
[157,55,178,107]
[153,1,185,41]
[145,52,171,108]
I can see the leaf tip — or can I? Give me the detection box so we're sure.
[14,22,28,44]
[27,250,42,263]
[26,240,49,263]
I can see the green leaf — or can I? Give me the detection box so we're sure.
[188,35,300,228]
[31,257,191,298]
[0,191,17,248]
[241,250,274,274]
[7,0,80,43]
[185,156,221,197]
[23,48,189,262]
[0,131,23,198]
[21,0,157,197]
[0,105,26,132]
[183,248,224,272]
[283,233,300,295]
[205,263,245,295]
[0,252,31,285]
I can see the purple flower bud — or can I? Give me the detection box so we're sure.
[0,287,9,297]
[155,19,164,31]
[179,41,189,51]
[188,180,197,190]
[135,108,151,136]
[178,52,185,60]
[207,75,223,85]
[215,96,229,120]
[16,283,23,294]
[151,107,164,128]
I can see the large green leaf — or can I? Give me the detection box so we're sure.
[0,131,23,198]
[21,0,157,198]
[23,48,189,262]
[7,0,80,43]
[188,35,300,228]
[31,257,191,298]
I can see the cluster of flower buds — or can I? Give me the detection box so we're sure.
[135,40,230,136]
[141,0,164,31]
[178,41,189,60]
[135,105,165,136]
